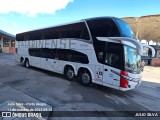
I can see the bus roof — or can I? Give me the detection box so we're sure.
[83,16,117,21]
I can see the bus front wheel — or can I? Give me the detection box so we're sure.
[79,70,92,86]
[64,66,75,81]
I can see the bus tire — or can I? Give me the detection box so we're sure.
[64,66,75,81]
[20,57,24,65]
[79,69,92,86]
[24,59,30,68]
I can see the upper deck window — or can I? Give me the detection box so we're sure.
[115,19,133,38]
[16,22,90,41]
[87,18,120,38]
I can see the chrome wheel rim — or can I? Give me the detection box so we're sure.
[82,73,90,83]
[67,69,74,79]
[26,61,29,67]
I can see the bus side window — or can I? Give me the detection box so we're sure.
[28,31,43,40]
[16,34,25,41]
[67,53,73,61]
[44,28,60,39]
[105,52,120,69]
[29,48,41,57]
[98,52,104,62]
[59,22,89,40]
[73,51,89,64]
[48,49,55,59]
[87,18,120,38]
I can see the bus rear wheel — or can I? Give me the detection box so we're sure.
[20,57,24,65]
[64,66,75,81]
[79,70,92,86]
[24,59,30,68]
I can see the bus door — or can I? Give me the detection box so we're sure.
[31,57,41,68]
[102,52,121,88]
[103,66,120,87]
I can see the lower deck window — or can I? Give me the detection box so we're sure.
[29,48,89,64]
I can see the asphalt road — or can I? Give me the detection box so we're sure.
[0,54,160,120]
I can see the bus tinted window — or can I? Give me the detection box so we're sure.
[59,22,90,40]
[28,31,43,40]
[29,48,41,57]
[96,42,123,69]
[48,49,56,59]
[16,34,25,41]
[43,28,60,39]
[41,48,50,58]
[56,49,89,64]
[29,48,89,64]
[104,52,121,69]
[115,19,133,38]
[87,18,120,38]
[16,22,89,41]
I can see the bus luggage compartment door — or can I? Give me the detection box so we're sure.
[53,59,60,72]
[40,58,54,71]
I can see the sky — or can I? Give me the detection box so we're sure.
[0,0,160,35]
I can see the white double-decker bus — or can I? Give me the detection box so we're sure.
[15,17,143,91]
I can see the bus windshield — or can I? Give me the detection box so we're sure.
[116,19,133,38]
[124,45,141,73]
